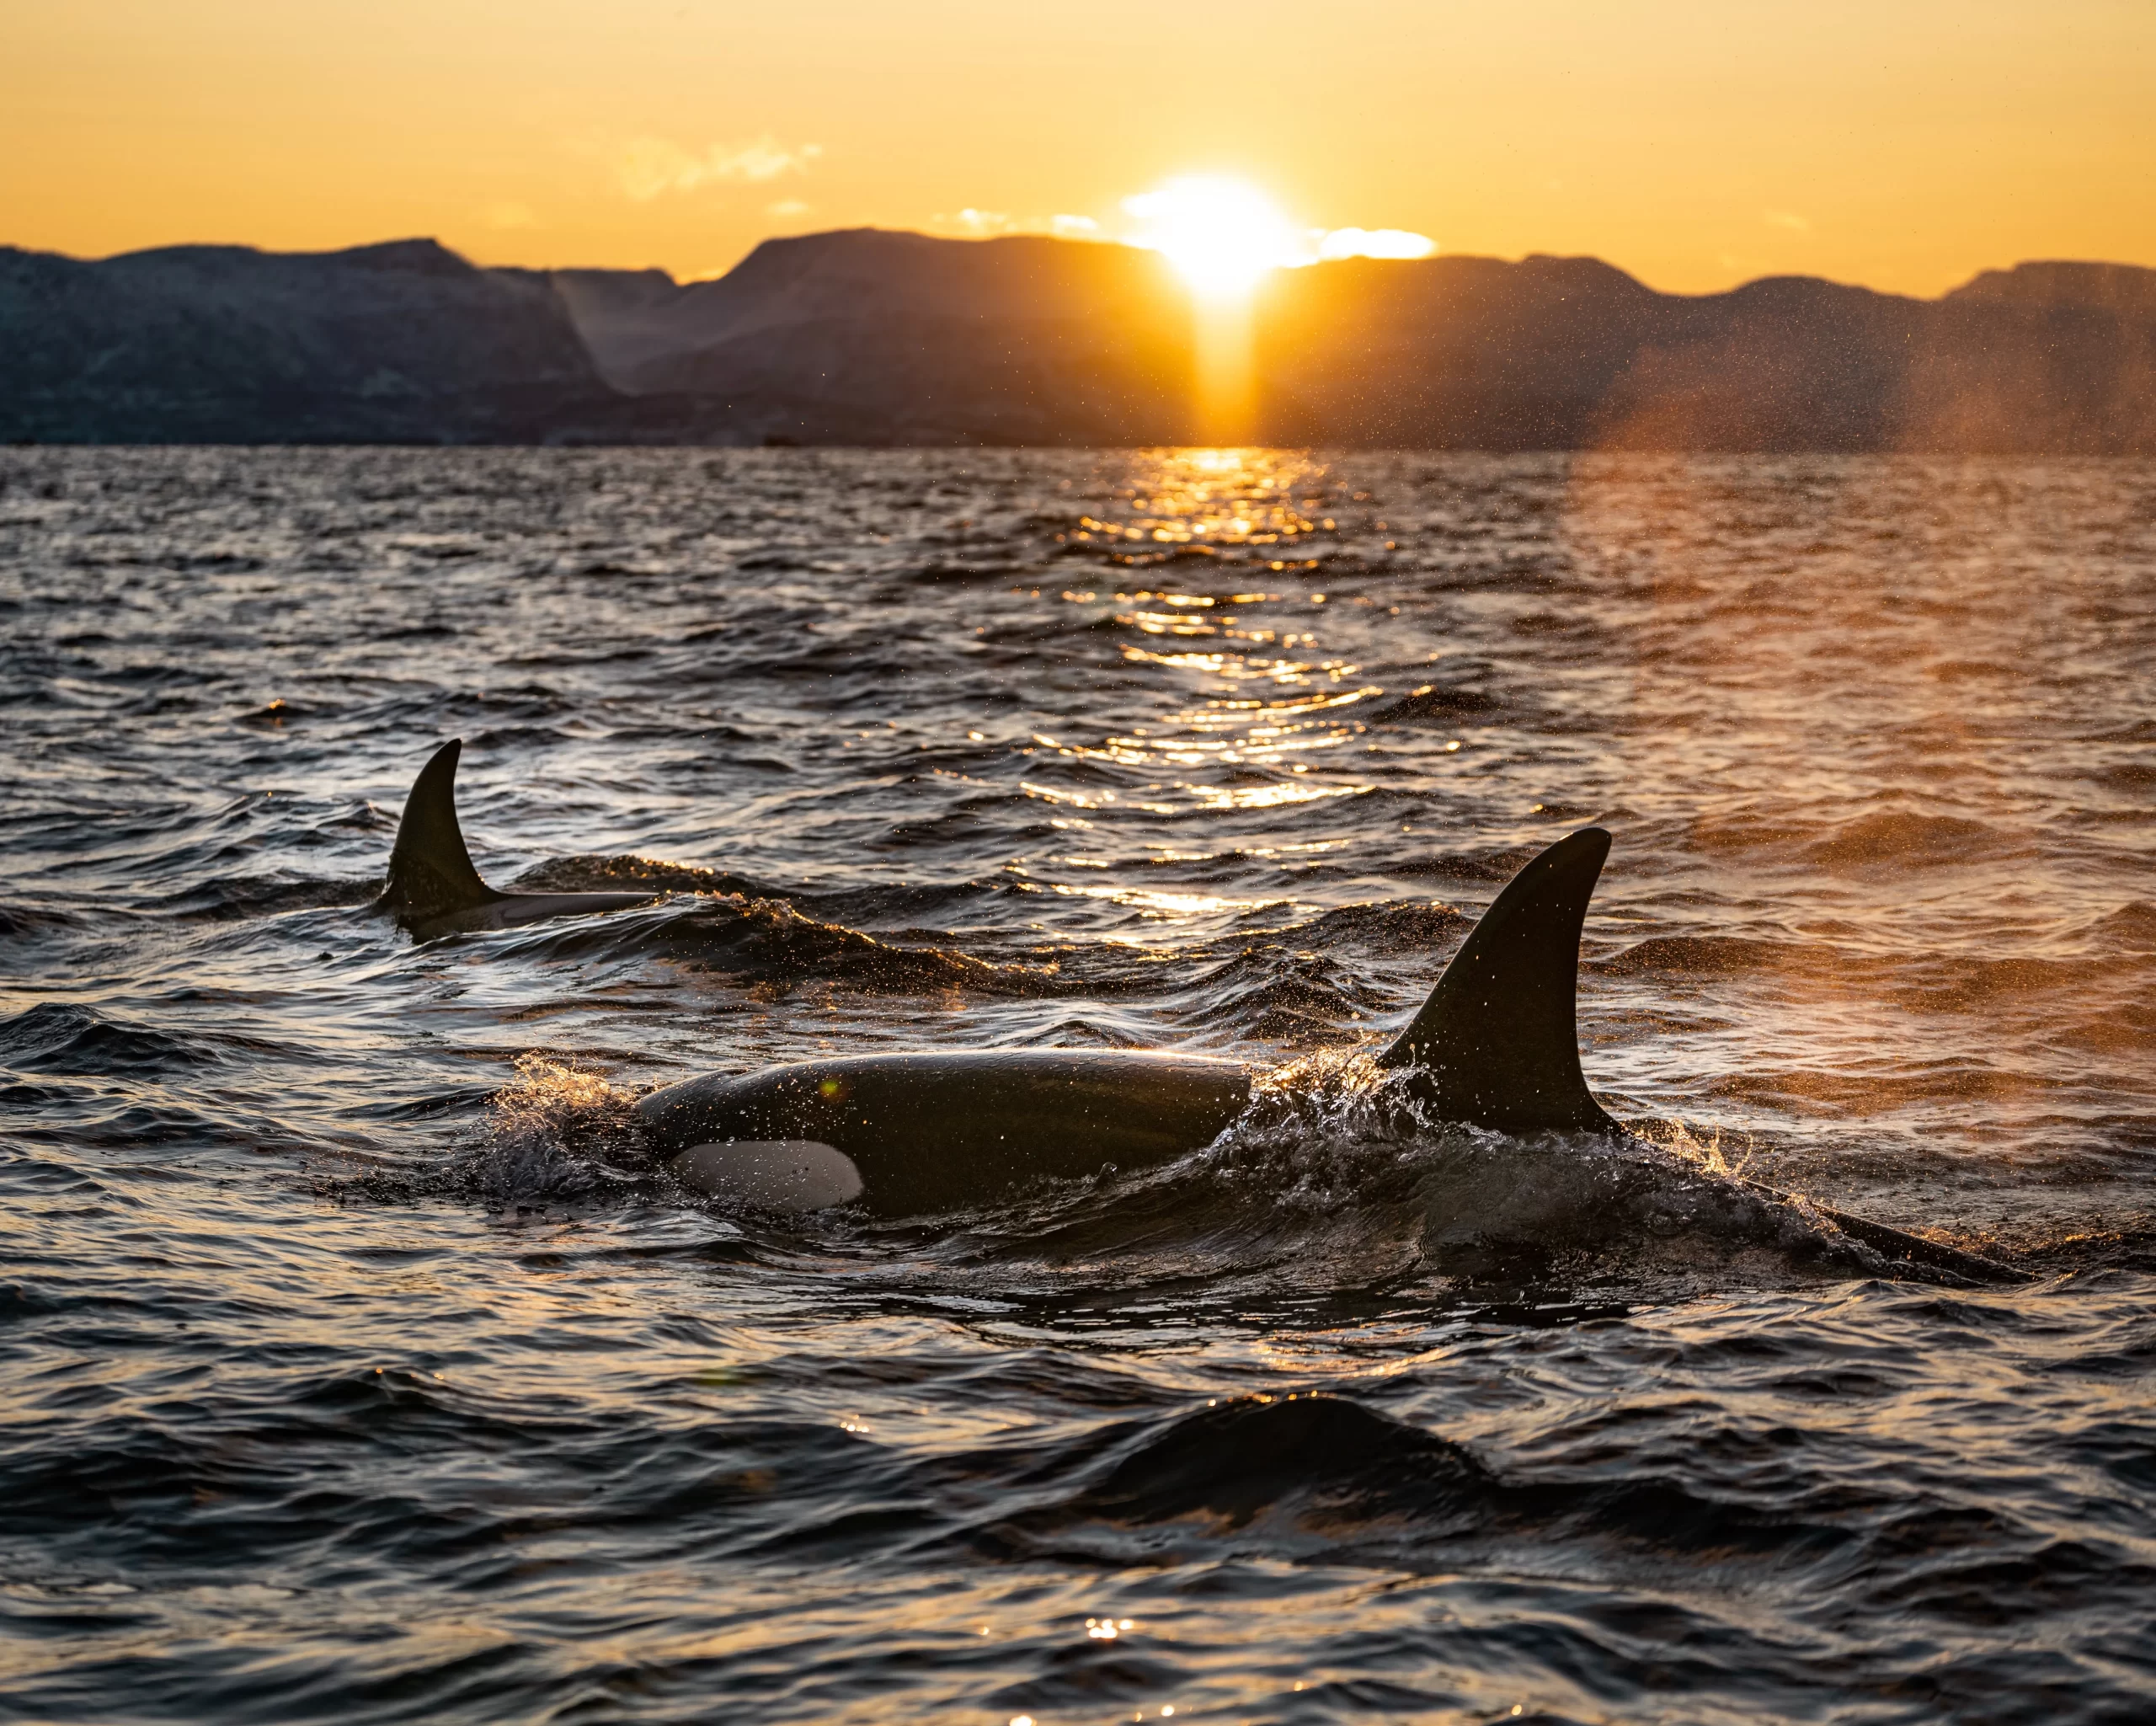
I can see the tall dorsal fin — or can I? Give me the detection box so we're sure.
[1375,826,1617,1133]
[381,739,500,926]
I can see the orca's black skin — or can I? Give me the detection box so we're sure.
[376,740,2026,1282]
[641,1049,1255,1219]
[375,740,660,937]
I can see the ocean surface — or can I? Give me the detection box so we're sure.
[3,447,2153,1724]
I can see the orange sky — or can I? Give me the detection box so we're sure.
[3,0,2151,296]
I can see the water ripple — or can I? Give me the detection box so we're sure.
[3,448,2153,1722]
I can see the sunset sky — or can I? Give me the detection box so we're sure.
[4,0,2152,296]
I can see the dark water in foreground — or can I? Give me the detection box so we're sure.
[3,448,2154,1723]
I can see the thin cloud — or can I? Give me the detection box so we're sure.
[1316,227,1436,261]
[614,135,823,201]
[1763,209,1812,232]
[766,199,813,218]
[928,210,1102,240]
[937,207,1011,235]
[923,200,1433,271]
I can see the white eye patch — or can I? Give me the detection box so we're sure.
[671,1140,865,1212]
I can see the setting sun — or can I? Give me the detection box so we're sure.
[1122,176,1306,300]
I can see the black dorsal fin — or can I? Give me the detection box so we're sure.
[1375,826,1617,1132]
[381,740,500,926]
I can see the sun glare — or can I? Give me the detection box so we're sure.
[1117,174,1438,441]
[1122,177,1306,301]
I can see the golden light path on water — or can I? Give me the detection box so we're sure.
[1015,452,1397,919]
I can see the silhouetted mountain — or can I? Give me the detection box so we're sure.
[0,238,785,445]
[6,230,2153,450]
[536,236,2156,453]
[541,230,1198,443]
[1950,260,2156,322]
[0,239,606,441]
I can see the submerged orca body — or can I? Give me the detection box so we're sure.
[376,740,660,937]
[379,740,2023,1283]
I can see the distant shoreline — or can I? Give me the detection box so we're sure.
[6,230,2153,453]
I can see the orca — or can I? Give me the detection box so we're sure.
[376,740,2024,1283]
[629,828,2024,1285]
[376,740,663,937]
[635,831,1620,1218]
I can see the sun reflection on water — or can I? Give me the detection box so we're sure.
[996,449,1418,932]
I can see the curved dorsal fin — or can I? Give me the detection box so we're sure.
[1375,826,1617,1132]
[381,739,500,926]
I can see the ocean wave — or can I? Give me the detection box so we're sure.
[8,446,2153,1724]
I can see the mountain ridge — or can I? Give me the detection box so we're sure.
[5,230,2153,450]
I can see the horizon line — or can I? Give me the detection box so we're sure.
[10,226,2153,307]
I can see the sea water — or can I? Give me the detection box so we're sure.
[3,448,2153,1722]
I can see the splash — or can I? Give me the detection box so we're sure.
[457,1054,654,1210]
[1630,1115,1760,1182]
